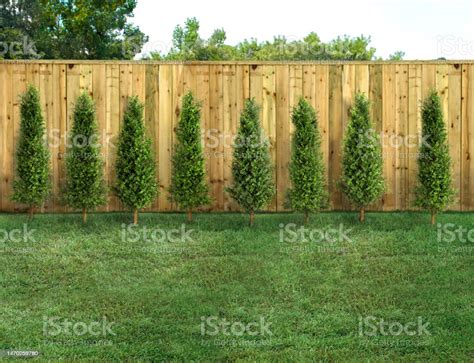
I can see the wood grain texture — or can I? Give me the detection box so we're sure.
[0,62,472,212]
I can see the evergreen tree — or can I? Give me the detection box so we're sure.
[339,92,384,222]
[288,98,328,224]
[11,85,50,217]
[415,89,454,224]
[169,91,210,221]
[227,98,274,226]
[63,93,106,223]
[115,96,158,224]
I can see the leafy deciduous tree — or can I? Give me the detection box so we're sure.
[0,0,147,59]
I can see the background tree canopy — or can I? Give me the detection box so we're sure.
[0,0,147,59]
[149,17,404,61]
[0,2,403,61]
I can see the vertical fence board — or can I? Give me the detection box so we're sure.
[145,65,159,210]
[407,64,422,209]
[10,64,26,212]
[275,65,290,211]
[209,64,224,210]
[195,65,211,210]
[382,64,397,210]
[369,64,383,210]
[41,64,55,211]
[105,64,120,211]
[314,65,330,188]
[397,65,409,210]
[2,65,14,210]
[262,65,277,211]
[448,64,462,210]
[341,64,356,210]
[230,65,250,211]
[92,64,107,211]
[462,65,474,210]
[328,65,343,209]
[157,65,172,210]
[222,64,237,211]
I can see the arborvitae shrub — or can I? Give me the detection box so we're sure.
[339,92,384,222]
[63,93,106,222]
[227,98,274,226]
[115,96,158,224]
[288,98,328,223]
[169,91,210,221]
[11,85,50,217]
[415,89,454,224]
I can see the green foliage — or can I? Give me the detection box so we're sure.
[388,51,405,61]
[63,93,106,210]
[415,89,454,213]
[227,98,274,212]
[0,0,42,59]
[0,0,147,59]
[115,96,158,210]
[11,85,50,207]
[340,93,384,208]
[149,18,394,61]
[287,98,328,213]
[151,17,237,61]
[169,91,210,210]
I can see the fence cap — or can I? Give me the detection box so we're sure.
[0,59,473,65]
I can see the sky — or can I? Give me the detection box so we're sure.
[131,0,474,60]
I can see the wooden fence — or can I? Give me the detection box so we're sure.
[0,60,473,212]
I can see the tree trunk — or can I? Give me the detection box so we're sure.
[187,209,193,222]
[431,211,436,225]
[304,211,309,225]
[249,210,255,227]
[359,208,365,223]
[82,208,87,224]
[28,206,34,220]
[133,208,138,225]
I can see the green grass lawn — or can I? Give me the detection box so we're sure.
[0,212,473,361]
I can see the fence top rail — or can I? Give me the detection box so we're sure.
[0,59,474,65]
